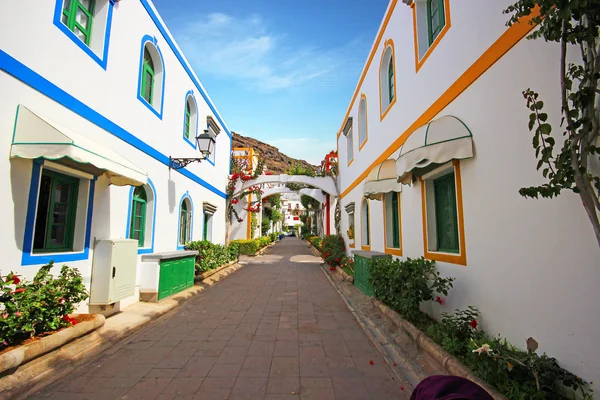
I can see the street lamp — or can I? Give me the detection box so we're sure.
[169,129,217,170]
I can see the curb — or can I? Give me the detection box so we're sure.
[196,259,239,281]
[0,314,105,375]
[337,267,354,283]
[372,299,507,400]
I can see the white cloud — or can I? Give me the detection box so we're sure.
[172,13,362,92]
[268,137,337,165]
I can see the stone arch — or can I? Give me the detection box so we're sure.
[233,174,337,197]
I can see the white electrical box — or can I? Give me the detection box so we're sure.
[90,239,138,305]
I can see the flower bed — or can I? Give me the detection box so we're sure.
[368,256,592,399]
[184,240,238,274]
[230,235,277,256]
[1,262,89,350]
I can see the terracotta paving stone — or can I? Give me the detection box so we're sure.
[33,239,404,400]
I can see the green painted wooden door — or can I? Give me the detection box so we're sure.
[158,256,196,301]
[158,260,172,300]
[354,255,374,297]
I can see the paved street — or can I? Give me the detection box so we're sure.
[32,238,406,400]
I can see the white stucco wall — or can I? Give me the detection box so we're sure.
[336,0,600,390]
[0,0,230,311]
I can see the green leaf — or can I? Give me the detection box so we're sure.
[540,124,552,135]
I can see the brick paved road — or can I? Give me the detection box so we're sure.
[32,238,407,400]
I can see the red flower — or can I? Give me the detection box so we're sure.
[6,275,20,284]
[435,296,444,305]
[335,258,340,263]
[393,363,397,366]
[62,315,78,325]
[369,360,374,365]
[15,311,22,317]
[329,267,336,271]
[232,199,239,204]
[470,319,478,329]
[11,288,25,294]
[400,386,404,391]
[1,314,7,319]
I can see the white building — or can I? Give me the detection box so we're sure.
[336,0,600,389]
[282,194,305,228]
[0,0,231,311]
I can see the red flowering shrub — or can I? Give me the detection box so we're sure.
[0,262,88,347]
[321,235,345,267]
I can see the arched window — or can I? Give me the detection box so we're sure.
[183,92,198,147]
[179,197,192,246]
[127,179,157,253]
[361,198,370,249]
[379,41,396,117]
[130,186,147,246]
[137,36,165,119]
[358,95,368,150]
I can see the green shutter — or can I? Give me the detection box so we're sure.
[434,173,459,253]
[391,192,400,249]
[388,59,395,103]
[33,170,79,252]
[62,0,95,45]
[141,48,155,104]
[427,0,445,45]
[130,187,147,247]
[203,213,209,241]
[158,260,172,300]
[184,103,191,139]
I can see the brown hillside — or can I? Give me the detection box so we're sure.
[232,132,317,174]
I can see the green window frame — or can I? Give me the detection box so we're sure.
[130,186,147,247]
[33,170,79,253]
[362,199,370,246]
[184,101,191,139]
[61,0,95,46]
[179,200,192,245]
[203,212,211,241]
[427,0,445,45]
[391,192,400,249]
[433,172,459,253]
[141,47,155,105]
[388,58,395,104]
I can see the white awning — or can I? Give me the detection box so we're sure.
[10,106,148,186]
[396,115,473,185]
[363,158,402,201]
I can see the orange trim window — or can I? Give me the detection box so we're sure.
[379,39,397,121]
[347,209,356,248]
[412,0,451,72]
[360,198,371,250]
[358,94,369,151]
[420,160,467,266]
[383,191,403,256]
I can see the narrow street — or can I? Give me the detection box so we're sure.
[31,238,407,400]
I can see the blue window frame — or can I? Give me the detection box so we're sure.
[176,192,194,250]
[125,178,157,254]
[137,35,165,119]
[53,0,115,70]
[182,90,198,149]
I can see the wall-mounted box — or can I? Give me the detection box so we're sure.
[90,239,138,305]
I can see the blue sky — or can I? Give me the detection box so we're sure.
[152,0,390,165]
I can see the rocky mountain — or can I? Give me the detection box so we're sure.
[232,132,317,174]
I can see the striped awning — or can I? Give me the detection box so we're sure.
[363,158,402,201]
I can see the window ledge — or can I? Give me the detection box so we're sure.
[380,98,397,122]
[22,250,89,266]
[424,250,466,266]
[384,248,403,256]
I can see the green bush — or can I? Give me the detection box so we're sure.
[0,262,89,347]
[270,232,279,242]
[321,235,346,267]
[309,236,323,250]
[302,231,313,241]
[259,236,270,248]
[369,256,454,320]
[185,241,237,273]
[231,239,260,255]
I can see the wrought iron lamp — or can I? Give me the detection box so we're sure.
[169,129,216,170]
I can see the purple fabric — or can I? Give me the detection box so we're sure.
[410,375,494,400]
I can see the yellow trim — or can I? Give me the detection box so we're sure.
[421,160,466,266]
[348,158,354,167]
[358,94,369,151]
[379,39,397,121]
[383,192,403,256]
[339,10,539,200]
[349,243,356,248]
[413,0,451,73]
[360,198,371,250]
[347,130,355,166]
[336,0,399,140]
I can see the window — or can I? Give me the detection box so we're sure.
[127,179,156,254]
[379,41,396,118]
[345,202,356,248]
[141,48,154,105]
[183,92,198,148]
[421,161,466,265]
[61,0,94,45]
[53,0,114,69]
[203,203,217,241]
[343,117,354,165]
[412,0,450,71]
[33,170,79,252]
[206,116,221,165]
[361,198,370,249]
[427,0,445,45]
[179,197,192,246]
[129,186,147,247]
[384,192,402,255]
[137,36,165,119]
[358,95,368,150]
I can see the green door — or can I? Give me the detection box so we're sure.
[354,255,374,297]
[158,260,172,300]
